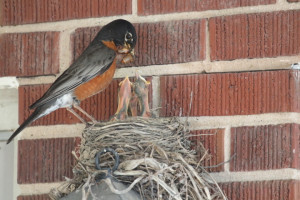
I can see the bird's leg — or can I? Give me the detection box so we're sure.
[66,107,87,124]
[73,104,98,124]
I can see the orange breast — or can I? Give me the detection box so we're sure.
[74,59,117,101]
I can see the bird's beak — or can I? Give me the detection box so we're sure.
[119,42,135,64]
[117,42,132,54]
[119,76,130,86]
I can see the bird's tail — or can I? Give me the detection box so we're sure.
[7,108,42,144]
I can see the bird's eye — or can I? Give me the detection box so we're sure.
[125,32,132,41]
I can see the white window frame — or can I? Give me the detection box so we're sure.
[0,77,19,200]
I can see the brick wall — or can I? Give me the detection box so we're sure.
[1,0,300,199]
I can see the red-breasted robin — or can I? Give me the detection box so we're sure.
[7,19,137,144]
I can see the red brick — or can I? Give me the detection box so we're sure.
[19,77,152,126]
[209,10,300,61]
[17,194,50,200]
[0,0,131,25]
[138,0,275,15]
[230,124,300,171]
[190,129,224,172]
[134,20,206,66]
[71,27,101,61]
[18,137,80,184]
[220,180,300,200]
[160,70,300,117]
[0,32,60,77]
[71,20,206,66]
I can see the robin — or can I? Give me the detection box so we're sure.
[111,76,132,121]
[7,19,137,144]
[132,74,153,118]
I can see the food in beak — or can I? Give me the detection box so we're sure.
[121,49,135,64]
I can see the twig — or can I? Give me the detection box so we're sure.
[199,168,228,200]
[150,175,182,200]
[103,176,144,195]
[82,175,91,200]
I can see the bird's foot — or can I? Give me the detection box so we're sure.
[73,104,98,125]
[66,107,86,124]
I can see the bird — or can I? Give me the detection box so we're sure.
[7,19,137,144]
[111,76,132,121]
[132,74,153,118]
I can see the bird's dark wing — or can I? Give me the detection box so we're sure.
[30,43,116,109]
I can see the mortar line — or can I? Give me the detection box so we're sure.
[151,76,160,117]
[205,18,211,63]
[19,124,85,140]
[224,126,231,172]
[59,29,73,74]
[17,52,299,85]
[131,0,138,16]
[210,168,300,183]
[19,182,64,196]
[184,113,300,130]
[17,55,298,86]
[114,56,298,78]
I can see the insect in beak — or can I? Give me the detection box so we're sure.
[121,49,135,64]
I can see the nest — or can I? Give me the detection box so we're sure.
[50,117,226,200]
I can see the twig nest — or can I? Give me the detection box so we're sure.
[50,117,226,200]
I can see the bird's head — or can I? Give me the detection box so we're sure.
[97,19,137,56]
